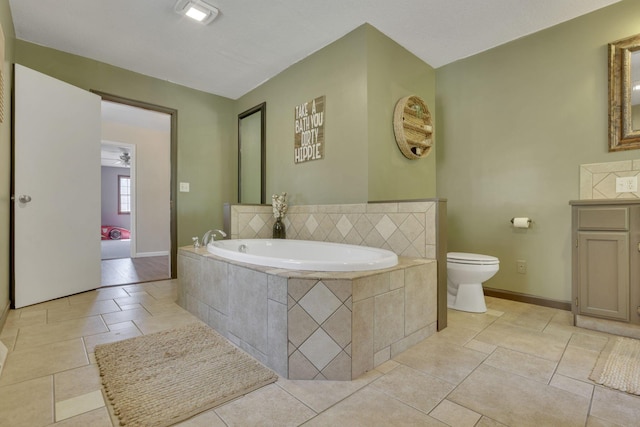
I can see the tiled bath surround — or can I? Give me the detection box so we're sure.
[178,248,437,380]
[580,160,640,199]
[179,200,443,380]
[227,201,439,259]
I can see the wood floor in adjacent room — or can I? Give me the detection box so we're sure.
[101,256,170,287]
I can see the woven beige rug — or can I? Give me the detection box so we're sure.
[95,322,278,427]
[590,336,640,395]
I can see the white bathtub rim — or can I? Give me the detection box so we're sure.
[206,239,398,272]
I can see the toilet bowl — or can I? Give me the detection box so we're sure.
[447,252,499,313]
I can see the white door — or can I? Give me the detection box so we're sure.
[13,64,101,308]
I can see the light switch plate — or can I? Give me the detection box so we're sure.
[179,182,190,192]
[615,176,638,193]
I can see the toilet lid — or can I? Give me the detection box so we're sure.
[447,252,499,265]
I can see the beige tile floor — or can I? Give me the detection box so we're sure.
[1,280,639,426]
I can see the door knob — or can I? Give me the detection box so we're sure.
[18,195,32,203]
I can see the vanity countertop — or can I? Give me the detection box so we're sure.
[569,199,640,206]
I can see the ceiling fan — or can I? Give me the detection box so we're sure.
[100,144,132,168]
[118,151,131,167]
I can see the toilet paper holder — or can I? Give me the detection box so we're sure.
[510,217,532,226]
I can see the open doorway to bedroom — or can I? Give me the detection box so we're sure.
[101,141,135,261]
[99,100,173,286]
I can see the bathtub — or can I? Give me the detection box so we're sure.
[207,239,398,271]
[178,246,437,380]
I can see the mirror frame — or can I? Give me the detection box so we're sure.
[238,102,266,203]
[609,33,640,151]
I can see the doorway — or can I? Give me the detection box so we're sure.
[11,66,178,308]
[100,140,135,261]
[96,94,178,286]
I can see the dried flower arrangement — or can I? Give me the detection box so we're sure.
[272,192,288,220]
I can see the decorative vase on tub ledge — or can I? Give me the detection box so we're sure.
[273,217,285,239]
[272,192,287,239]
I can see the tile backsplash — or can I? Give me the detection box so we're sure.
[228,201,442,259]
[580,160,640,199]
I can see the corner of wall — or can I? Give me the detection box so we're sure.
[364,26,437,201]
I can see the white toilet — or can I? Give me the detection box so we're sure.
[447,252,500,313]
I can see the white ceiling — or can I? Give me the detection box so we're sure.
[10,0,622,100]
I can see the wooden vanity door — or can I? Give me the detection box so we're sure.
[577,231,629,321]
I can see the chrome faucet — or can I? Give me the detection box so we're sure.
[202,229,227,246]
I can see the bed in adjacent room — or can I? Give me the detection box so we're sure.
[101,226,131,259]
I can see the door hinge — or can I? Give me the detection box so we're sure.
[576,239,579,248]
[575,297,579,307]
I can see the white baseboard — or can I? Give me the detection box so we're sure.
[134,251,169,258]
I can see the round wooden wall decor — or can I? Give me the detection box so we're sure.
[393,95,433,160]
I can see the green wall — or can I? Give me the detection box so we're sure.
[0,0,15,318]
[13,40,237,249]
[436,0,640,302]
[236,25,369,205]
[6,0,636,308]
[236,24,437,205]
[1,19,436,309]
[366,26,436,201]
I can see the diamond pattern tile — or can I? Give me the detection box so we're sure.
[336,215,353,238]
[318,215,335,236]
[322,305,352,348]
[388,213,409,227]
[321,350,351,380]
[386,230,411,255]
[231,201,440,263]
[376,215,397,241]
[298,328,341,371]
[249,215,266,233]
[288,349,319,379]
[324,280,352,303]
[288,279,317,302]
[299,282,342,324]
[305,215,319,235]
[288,304,319,348]
[354,215,374,238]
[581,161,640,200]
[399,215,423,240]
[593,174,617,199]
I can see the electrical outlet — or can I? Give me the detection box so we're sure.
[516,260,527,274]
[615,176,638,193]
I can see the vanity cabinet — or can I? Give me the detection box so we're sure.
[571,200,640,330]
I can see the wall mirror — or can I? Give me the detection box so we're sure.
[238,102,266,203]
[609,33,640,151]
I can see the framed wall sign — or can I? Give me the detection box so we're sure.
[294,95,325,164]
